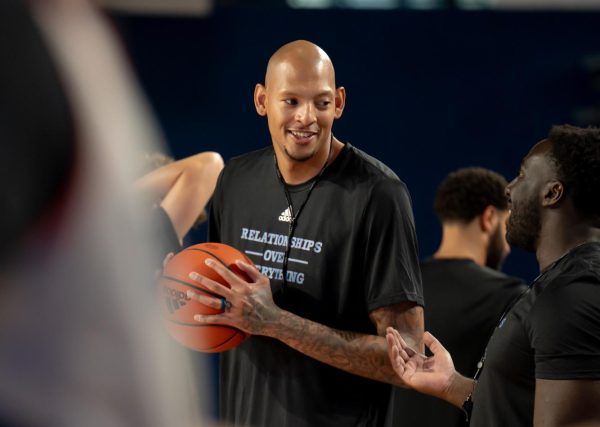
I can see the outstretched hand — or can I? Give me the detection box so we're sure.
[186,259,281,335]
[386,327,456,401]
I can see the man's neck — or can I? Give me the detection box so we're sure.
[275,138,340,185]
[536,221,600,271]
[433,224,486,267]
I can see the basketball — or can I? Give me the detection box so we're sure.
[159,242,252,352]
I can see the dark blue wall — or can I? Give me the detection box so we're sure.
[115,8,600,283]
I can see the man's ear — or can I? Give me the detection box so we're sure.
[334,86,346,119]
[542,180,564,207]
[254,83,267,116]
[479,205,497,233]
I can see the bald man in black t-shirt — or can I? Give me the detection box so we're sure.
[186,40,424,427]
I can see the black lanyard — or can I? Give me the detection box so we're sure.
[472,285,530,381]
[273,136,333,293]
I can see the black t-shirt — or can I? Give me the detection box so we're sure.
[386,259,527,427]
[149,205,182,263]
[209,143,423,427]
[471,242,600,426]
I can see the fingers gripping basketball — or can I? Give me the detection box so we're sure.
[159,242,253,352]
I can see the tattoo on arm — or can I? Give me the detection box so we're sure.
[268,302,424,386]
[370,302,424,350]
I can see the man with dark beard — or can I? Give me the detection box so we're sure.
[386,124,600,426]
[386,167,527,427]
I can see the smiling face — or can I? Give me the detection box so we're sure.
[505,140,556,252]
[254,41,345,165]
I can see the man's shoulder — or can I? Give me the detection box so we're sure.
[421,258,527,290]
[337,143,410,201]
[539,242,600,290]
[220,146,273,182]
[562,242,600,282]
[527,246,600,346]
[227,146,273,168]
[344,143,401,182]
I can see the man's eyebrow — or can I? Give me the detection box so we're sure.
[278,90,333,98]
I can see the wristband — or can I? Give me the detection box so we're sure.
[462,393,473,422]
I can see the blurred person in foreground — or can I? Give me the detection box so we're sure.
[0,0,204,425]
[387,125,600,426]
[386,167,527,427]
[136,151,224,259]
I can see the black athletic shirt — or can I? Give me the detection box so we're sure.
[471,242,600,426]
[149,205,182,263]
[209,143,423,427]
[387,259,527,427]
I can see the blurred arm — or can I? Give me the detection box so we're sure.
[135,151,223,241]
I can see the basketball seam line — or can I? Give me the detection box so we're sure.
[167,319,237,328]
[209,330,243,351]
[160,275,222,299]
[164,245,247,351]
[186,248,230,270]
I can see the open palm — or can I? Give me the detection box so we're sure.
[386,327,456,401]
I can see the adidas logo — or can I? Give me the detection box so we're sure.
[165,296,187,314]
[163,287,190,314]
[279,207,292,223]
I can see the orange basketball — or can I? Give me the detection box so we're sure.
[159,242,251,352]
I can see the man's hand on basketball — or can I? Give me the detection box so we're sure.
[386,327,457,401]
[186,259,281,335]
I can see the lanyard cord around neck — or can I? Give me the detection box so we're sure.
[273,135,333,293]
[472,284,530,381]
[462,283,531,422]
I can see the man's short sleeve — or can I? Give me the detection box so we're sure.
[530,279,600,379]
[361,179,423,312]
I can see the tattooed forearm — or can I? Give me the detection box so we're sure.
[370,303,424,351]
[262,303,423,386]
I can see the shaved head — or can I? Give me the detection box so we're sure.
[265,40,336,88]
[254,40,345,180]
